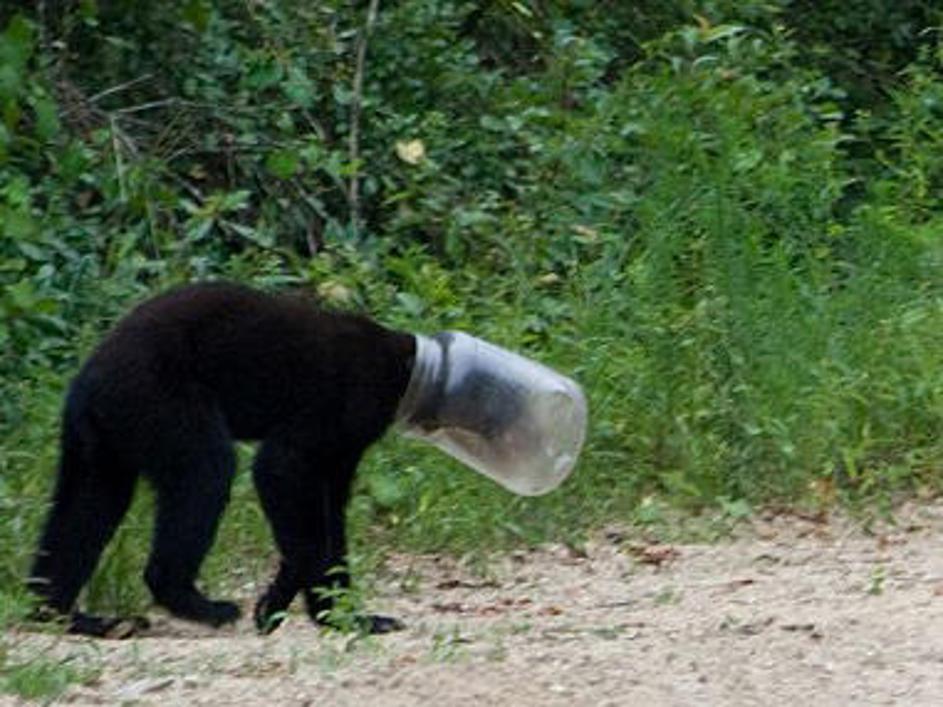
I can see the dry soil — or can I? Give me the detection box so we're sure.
[6,502,943,706]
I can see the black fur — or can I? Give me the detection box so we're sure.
[28,282,415,637]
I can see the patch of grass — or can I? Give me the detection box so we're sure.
[654,586,682,607]
[427,626,469,664]
[0,654,101,703]
[0,591,101,701]
[867,565,887,596]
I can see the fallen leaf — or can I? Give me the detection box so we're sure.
[476,604,504,616]
[627,544,680,567]
[721,578,756,592]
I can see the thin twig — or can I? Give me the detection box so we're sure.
[109,115,127,203]
[112,126,140,160]
[348,0,381,240]
[58,75,158,120]
[113,98,180,115]
[300,106,328,143]
[167,171,205,203]
[163,145,272,163]
[85,73,155,106]
[36,0,51,54]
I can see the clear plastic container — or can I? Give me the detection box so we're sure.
[396,332,588,496]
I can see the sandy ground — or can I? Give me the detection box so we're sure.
[6,502,943,706]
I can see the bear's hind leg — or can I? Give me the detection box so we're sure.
[142,403,240,627]
[28,424,138,635]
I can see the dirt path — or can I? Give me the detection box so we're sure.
[7,502,943,706]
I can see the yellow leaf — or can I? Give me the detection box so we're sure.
[318,281,353,304]
[395,139,426,165]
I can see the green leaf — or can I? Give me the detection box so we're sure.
[218,190,251,212]
[283,66,315,108]
[15,240,45,261]
[5,278,36,310]
[0,257,26,272]
[0,122,9,162]
[186,218,214,242]
[266,149,300,179]
[2,174,30,206]
[246,58,283,91]
[226,221,273,247]
[395,292,425,317]
[367,474,407,509]
[1,209,36,240]
[510,2,534,19]
[701,24,746,45]
[479,115,505,131]
[32,95,60,141]
[182,0,211,33]
[79,0,99,22]
[0,65,20,105]
[0,15,34,73]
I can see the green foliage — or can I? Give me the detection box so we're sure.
[0,587,100,700]
[0,2,941,624]
[1,652,100,702]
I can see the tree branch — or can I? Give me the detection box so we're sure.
[348,0,381,241]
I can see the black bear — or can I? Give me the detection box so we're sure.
[28,282,415,637]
